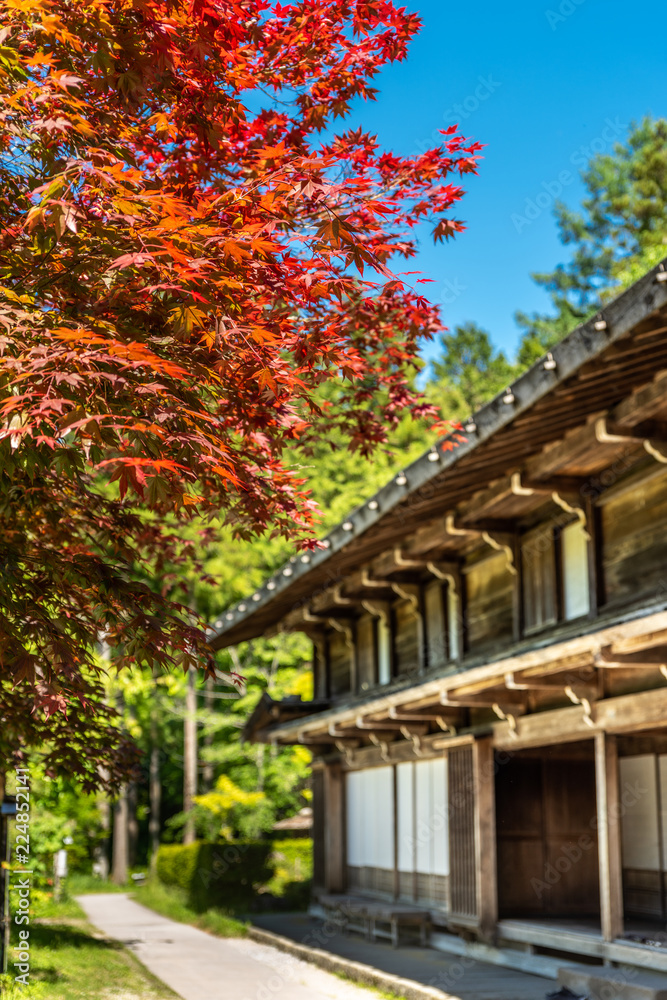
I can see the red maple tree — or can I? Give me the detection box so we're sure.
[0,0,480,782]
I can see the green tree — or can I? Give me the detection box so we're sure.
[516,117,667,366]
[428,322,516,416]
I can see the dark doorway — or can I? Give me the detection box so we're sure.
[496,743,600,919]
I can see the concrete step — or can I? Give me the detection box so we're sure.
[559,963,667,1000]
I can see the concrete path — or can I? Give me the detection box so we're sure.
[252,912,555,1000]
[77,894,398,1000]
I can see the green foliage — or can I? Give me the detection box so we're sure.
[428,321,516,416]
[8,765,106,887]
[193,774,266,840]
[154,838,312,913]
[515,117,667,358]
[134,879,247,938]
[155,840,273,912]
[265,838,313,908]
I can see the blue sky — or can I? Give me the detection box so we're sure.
[345,0,666,366]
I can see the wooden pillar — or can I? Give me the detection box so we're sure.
[324,762,345,893]
[474,738,498,940]
[595,732,624,942]
[392,765,399,901]
[585,498,603,617]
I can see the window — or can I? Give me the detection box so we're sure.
[378,616,392,685]
[393,595,421,675]
[424,580,447,669]
[356,615,376,692]
[522,525,557,632]
[328,630,352,696]
[562,521,590,619]
[521,517,590,633]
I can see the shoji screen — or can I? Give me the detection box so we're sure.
[396,757,449,907]
[619,754,664,918]
[562,520,590,620]
[378,618,392,685]
[345,766,395,896]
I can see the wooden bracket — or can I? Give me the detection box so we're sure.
[491,702,518,737]
[361,568,390,590]
[564,685,596,727]
[390,581,421,609]
[393,546,425,570]
[332,585,353,607]
[445,513,478,538]
[426,561,457,587]
[360,598,390,625]
[481,531,517,575]
[510,472,535,497]
[550,491,589,538]
[595,416,667,465]
[368,733,391,761]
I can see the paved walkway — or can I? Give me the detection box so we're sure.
[252,912,555,1000]
[77,894,400,1000]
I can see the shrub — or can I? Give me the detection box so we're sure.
[155,840,273,913]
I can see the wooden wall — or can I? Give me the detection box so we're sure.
[602,469,667,605]
[393,598,421,675]
[464,552,514,653]
[496,750,600,918]
[328,630,352,696]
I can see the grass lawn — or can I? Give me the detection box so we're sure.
[133,879,247,939]
[0,893,178,1000]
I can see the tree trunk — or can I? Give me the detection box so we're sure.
[111,787,129,884]
[183,666,198,844]
[97,770,111,881]
[127,781,138,869]
[149,719,161,868]
[202,676,215,793]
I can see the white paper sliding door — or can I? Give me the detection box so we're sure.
[562,520,590,620]
[395,757,449,908]
[345,766,394,897]
[619,754,666,918]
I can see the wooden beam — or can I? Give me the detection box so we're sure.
[596,644,667,667]
[474,738,498,941]
[442,685,528,705]
[595,733,624,942]
[324,763,345,892]
[611,370,667,427]
[494,685,667,751]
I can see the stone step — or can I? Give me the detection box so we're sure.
[559,963,667,1000]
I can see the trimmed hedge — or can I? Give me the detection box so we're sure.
[155,838,313,913]
[156,841,273,912]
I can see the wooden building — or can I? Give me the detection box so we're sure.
[211,261,667,974]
